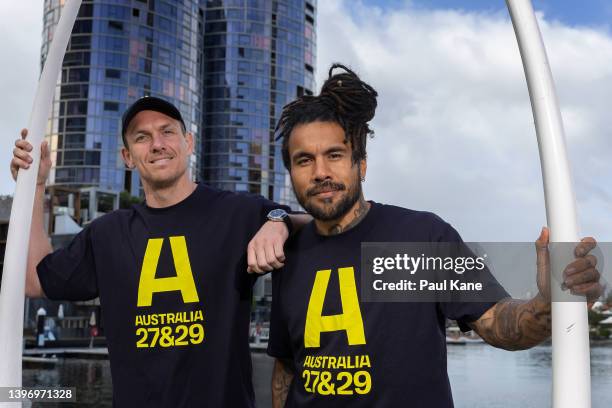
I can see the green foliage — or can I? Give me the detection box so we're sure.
[593,326,611,339]
[588,309,605,326]
[119,191,141,209]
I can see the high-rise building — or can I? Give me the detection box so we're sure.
[42,0,203,196]
[201,0,316,207]
[43,0,316,206]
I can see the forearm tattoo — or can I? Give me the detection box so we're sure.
[272,358,294,408]
[469,296,552,351]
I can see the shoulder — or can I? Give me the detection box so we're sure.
[87,208,134,233]
[91,208,133,224]
[374,202,447,227]
[375,202,442,223]
[199,184,274,209]
[373,202,461,242]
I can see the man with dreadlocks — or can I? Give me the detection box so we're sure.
[266,64,603,407]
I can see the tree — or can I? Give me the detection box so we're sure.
[119,191,141,209]
[588,309,605,326]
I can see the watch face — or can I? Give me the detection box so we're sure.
[269,209,287,219]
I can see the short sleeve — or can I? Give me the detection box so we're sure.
[37,226,99,301]
[234,192,291,227]
[435,221,510,332]
[267,270,294,359]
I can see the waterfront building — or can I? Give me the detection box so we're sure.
[42,0,203,196]
[201,0,316,207]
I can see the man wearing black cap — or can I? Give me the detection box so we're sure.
[10,96,308,407]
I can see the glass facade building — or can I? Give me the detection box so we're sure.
[201,0,316,207]
[42,0,316,206]
[42,0,203,196]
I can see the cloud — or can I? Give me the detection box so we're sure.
[317,0,612,241]
[0,1,42,196]
[1,0,610,243]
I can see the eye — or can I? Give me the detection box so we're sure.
[134,134,146,142]
[329,152,343,159]
[164,129,175,135]
[296,157,312,166]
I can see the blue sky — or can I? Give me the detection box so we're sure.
[365,0,612,29]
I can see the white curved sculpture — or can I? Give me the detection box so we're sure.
[506,1,590,407]
[0,1,82,405]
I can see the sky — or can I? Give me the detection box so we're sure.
[316,0,612,242]
[0,0,611,242]
[366,0,612,29]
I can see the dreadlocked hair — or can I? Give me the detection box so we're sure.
[276,63,378,169]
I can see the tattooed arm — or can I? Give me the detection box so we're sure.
[467,294,551,351]
[468,228,602,351]
[272,358,294,408]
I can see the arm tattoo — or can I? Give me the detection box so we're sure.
[468,295,552,351]
[328,197,370,235]
[272,358,294,408]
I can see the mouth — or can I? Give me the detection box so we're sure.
[307,183,345,199]
[149,156,173,165]
[314,191,337,200]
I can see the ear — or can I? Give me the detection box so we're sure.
[359,158,367,180]
[121,146,134,169]
[185,132,194,155]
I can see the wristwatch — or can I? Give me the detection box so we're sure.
[267,209,293,235]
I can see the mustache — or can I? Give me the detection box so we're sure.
[306,180,346,196]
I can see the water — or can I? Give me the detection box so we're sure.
[447,342,612,408]
[23,358,112,407]
[23,343,612,407]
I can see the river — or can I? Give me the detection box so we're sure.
[23,342,612,407]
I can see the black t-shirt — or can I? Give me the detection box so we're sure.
[37,184,288,407]
[267,202,509,407]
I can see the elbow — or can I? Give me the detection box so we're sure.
[25,285,43,299]
[25,273,44,299]
[496,344,528,352]
[491,337,547,352]
[25,287,43,299]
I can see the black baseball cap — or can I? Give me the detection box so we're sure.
[121,96,186,145]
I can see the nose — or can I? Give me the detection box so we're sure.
[312,157,332,183]
[150,131,166,153]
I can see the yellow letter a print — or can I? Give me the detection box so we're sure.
[137,236,200,307]
[304,267,366,348]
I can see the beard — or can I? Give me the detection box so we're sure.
[294,170,362,222]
